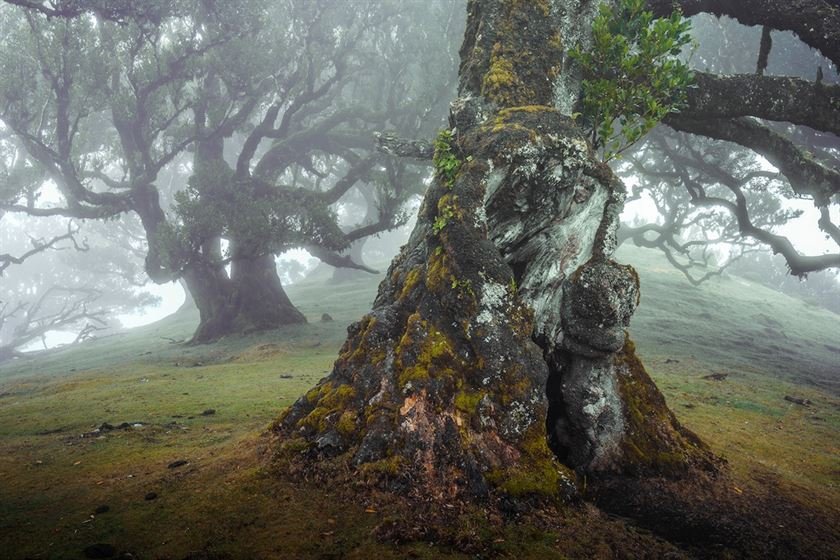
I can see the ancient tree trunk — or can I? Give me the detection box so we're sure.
[184,252,306,344]
[182,257,238,344]
[230,253,306,328]
[274,0,717,504]
[183,132,308,344]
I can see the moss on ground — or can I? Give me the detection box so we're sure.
[0,247,838,557]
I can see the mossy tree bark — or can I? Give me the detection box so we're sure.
[274,0,718,504]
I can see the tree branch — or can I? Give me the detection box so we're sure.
[684,72,840,136]
[374,132,434,160]
[646,0,840,68]
[0,221,87,274]
[665,115,840,205]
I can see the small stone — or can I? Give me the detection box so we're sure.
[279,374,293,379]
[320,313,334,322]
[83,543,116,558]
[144,492,158,501]
[201,409,216,416]
[167,459,188,469]
[94,504,110,514]
[117,422,131,429]
[98,423,115,432]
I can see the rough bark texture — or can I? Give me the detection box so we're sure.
[273,0,718,506]
[684,72,840,137]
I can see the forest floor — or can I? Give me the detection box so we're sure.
[0,246,838,559]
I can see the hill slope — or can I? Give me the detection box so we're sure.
[0,246,837,559]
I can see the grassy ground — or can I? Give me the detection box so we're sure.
[0,246,837,559]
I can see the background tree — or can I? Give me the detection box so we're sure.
[0,0,462,342]
[0,214,157,361]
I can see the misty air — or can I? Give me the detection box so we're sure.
[0,1,838,559]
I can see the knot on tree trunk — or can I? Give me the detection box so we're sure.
[561,259,640,357]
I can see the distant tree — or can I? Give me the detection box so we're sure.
[0,0,461,342]
[0,214,157,361]
[617,128,803,285]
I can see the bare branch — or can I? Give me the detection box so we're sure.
[0,221,87,274]
[683,72,840,137]
[665,115,840,205]
[304,244,378,274]
[374,132,435,160]
[646,0,840,68]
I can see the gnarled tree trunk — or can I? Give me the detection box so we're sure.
[274,0,717,506]
[181,131,308,344]
[183,253,306,344]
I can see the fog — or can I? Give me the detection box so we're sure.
[0,1,838,558]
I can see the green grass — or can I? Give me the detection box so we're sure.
[0,246,837,559]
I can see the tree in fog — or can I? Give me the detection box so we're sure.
[0,0,461,342]
[0,214,157,361]
[273,0,840,548]
[617,14,840,284]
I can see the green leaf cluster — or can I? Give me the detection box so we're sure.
[433,202,458,235]
[570,0,694,161]
[433,129,461,189]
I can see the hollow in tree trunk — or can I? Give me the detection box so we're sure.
[274,0,718,508]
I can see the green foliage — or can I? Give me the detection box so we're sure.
[171,160,349,265]
[432,202,458,234]
[433,129,461,189]
[570,0,694,161]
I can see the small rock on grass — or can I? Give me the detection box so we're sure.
[145,492,158,501]
[201,409,216,416]
[168,459,189,469]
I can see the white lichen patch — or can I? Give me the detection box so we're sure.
[551,0,601,116]
[503,400,532,437]
[563,354,626,470]
[483,168,506,206]
[475,279,509,326]
[473,204,488,229]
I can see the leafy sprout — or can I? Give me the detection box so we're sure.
[570,0,695,161]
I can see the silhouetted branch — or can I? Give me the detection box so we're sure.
[0,221,87,275]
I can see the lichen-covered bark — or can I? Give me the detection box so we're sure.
[274,104,576,501]
[273,0,718,505]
